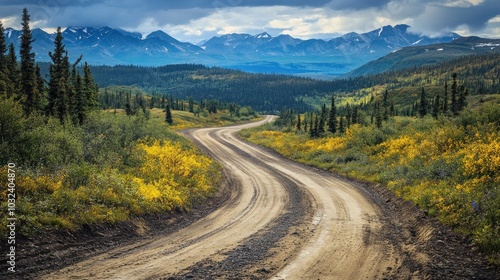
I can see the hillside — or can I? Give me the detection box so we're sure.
[345,36,500,77]
[83,53,499,114]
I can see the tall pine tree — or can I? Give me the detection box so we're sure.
[451,73,458,116]
[47,27,71,122]
[328,95,337,134]
[0,22,7,96]
[419,87,428,117]
[19,8,42,115]
[5,44,19,99]
[443,81,448,114]
[165,103,173,124]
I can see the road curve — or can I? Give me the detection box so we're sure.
[42,115,400,279]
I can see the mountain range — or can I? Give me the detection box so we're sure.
[343,36,500,77]
[4,24,461,77]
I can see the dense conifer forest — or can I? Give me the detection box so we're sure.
[71,53,499,113]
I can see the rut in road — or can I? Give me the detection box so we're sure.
[42,115,402,279]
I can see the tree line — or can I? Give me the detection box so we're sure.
[278,72,471,138]
[0,8,98,125]
[86,53,499,114]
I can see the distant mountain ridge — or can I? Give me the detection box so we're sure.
[344,36,500,77]
[4,24,460,76]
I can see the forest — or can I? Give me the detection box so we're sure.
[74,52,500,114]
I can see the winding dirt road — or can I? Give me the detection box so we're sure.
[42,115,402,279]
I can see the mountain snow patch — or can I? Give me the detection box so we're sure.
[476,42,500,47]
[412,38,423,45]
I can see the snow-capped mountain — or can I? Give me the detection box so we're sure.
[3,24,460,76]
[200,24,459,56]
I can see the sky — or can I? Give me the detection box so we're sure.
[0,0,499,43]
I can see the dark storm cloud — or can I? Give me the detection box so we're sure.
[326,0,390,10]
[2,0,333,27]
[1,0,499,40]
[412,1,499,35]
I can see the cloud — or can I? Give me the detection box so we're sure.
[408,0,499,36]
[0,0,499,42]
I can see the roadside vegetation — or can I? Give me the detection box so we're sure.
[0,9,255,238]
[241,92,500,263]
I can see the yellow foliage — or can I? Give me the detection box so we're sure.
[462,133,500,180]
[306,137,346,153]
[133,139,216,209]
[377,135,419,166]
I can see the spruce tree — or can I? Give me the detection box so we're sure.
[165,103,173,124]
[382,89,389,121]
[188,97,194,113]
[318,104,326,134]
[309,113,316,137]
[419,87,427,117]
[5,44,18,99]
[83,62,99,111]
[458,86,468,112]
[352,105,358,124]
[125,93,133,116]
[296,114,301,130]
[47,27,71,122]
[328,96,337,134]
[443,81,448,114]
[345,103,352,128]
[304,114,308,132]
[0,22,7,96]
[451,73,458,115]
[432,93,440,119]
[339,115,345,133]
[19,8,41,115]
[375,101,383,128]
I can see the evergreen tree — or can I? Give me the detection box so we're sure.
[47,27,71,122]
[309,113,316,137]
[458,86,468,112]
[296,114,301,130]
[451,73,458,115]
[0,22,7,96]
[375,101,383,128]
[432,93,441,119]
[382,89,389,121]
[345,103,352,128]
[339,115,345,133]
[74,73,86,125]
[419,87,428,117]
[5,44,19,99]
[35,64,45,109]
[304,114,308,132]
[19,8,41,115]
[165,103,173,124]
[83,62,99,111]
[328,95,337,134]
[188,97,194,113]
[443,81,448,114]
[318,104,326,134]
[352,105,358,124]
[125,93,133,116]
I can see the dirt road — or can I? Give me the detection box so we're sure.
[40,116,497,279]
[42,115,400,279]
